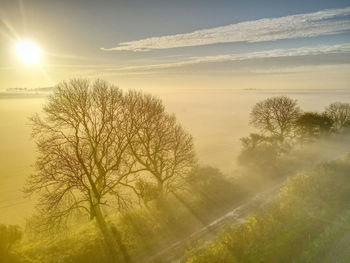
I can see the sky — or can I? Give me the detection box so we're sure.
[0,0,350,90]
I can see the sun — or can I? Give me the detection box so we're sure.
[16,40,41,63]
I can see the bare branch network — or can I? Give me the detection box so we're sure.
[26,78,196,227]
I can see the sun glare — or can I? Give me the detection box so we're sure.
[16,41,41,63]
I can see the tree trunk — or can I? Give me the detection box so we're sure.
[156,180,166,208]
[93,203,119,262]
[157,180,164,201]
[93,203,133,263]
[89,204,96,220]
[157,180,164,199]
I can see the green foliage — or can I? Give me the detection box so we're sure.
[18,165,244,263]
[237,132,295,182]
[297,209,350,263]
[111,166,247,260]
[295,112,333,140]
[0,224,22,250]
[183,155,350,263]
[20,222,118,263]
[186,166,247,218]
[185,239,236,263]
[238,134,279,168]
[0,224,23,263]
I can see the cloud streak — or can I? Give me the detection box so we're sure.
[107,43,350,72]
[102,7,350,52]
[5,44,347,75]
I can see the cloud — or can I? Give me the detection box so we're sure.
[246,64,350,75]
[108,43,350,72]
[102,7,350,52]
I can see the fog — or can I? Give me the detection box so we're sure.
[1,88,350,226]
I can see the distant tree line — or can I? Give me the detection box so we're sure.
[239,96,350,175]
[250,96,350,143]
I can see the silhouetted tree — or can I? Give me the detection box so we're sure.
[250,96,301,142]
[295,112,333,140]
[26,79,138,261]
[325,102,350,132]
[125,91,196,200]
[26,78,196,261]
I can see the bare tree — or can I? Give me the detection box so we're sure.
[125,91,196,200]
[26,79,139,261]
[325,102,350,132]
[250,96,301,142]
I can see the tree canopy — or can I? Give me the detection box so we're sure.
[295,112,333,140]
[250,96,301,142]
[325,102,350,132]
